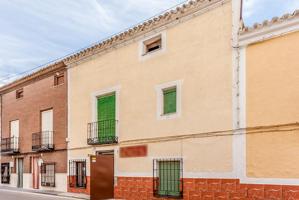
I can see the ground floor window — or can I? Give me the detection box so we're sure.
[69,159,87,188]
[41,163,55,187]
[153,158,183,198]
[1,163,10,184]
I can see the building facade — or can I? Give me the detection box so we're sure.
[0,62,68,192]
[0,0,299,199]
[66,0,240,199]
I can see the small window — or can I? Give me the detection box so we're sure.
[16,88,24,99]
[153,159,183,198]
[163,87,177,115]
[54,74,64,86]
[69,159,87,188]
[41,163,55,187]
[144,35,162,55]
[1,163,10,184]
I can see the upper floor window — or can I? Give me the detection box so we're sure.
[54,73,64,86]
[163,87,177,115]
[16,88,23,99]
[144,35,162,54]
[139,32,166,60]
[156,80,182,120]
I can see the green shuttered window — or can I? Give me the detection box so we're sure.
[163,87,177,114]
[97,93,116,143]
[153,159,182,198]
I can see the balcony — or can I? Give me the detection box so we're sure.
[32,131,54,152]
[1,137,19,154]
[87,119,118,145]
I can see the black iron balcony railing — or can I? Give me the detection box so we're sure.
[1,137,19,154]
[32,131,54,151]
[87,119,118,145]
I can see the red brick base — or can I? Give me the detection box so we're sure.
[114,177,299,200]
[67,176,90,195]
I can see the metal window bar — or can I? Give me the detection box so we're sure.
[41,163,55,187]
[32,131,54,151]
[1,137,19,153]
[153,158,183,198]
[1,163,10,184]
[87,119,118,145]
[69,159,87,188]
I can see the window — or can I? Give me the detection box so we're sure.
[144,35,162,54]
[16,88,24,99]
[41,163,55,187]
[163,87,177,115]
[153,158,183,198]
[139,32,166,60]
[1,163,10,184]
[54,73,64,86]
[156,80,182,120]
[69,160,87,188]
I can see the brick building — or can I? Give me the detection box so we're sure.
[0,62,68,192]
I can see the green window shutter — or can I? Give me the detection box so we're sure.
[97,93,116,142]
[163,88,177,114]
[158,161,181,197]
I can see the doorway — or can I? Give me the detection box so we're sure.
[90,151,114,200]
[17,158,24,188]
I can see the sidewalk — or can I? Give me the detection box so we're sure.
[0,185,90,199]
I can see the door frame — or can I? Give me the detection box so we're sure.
[17,158,24,188]
[31,156,40,189]
[90,150,115,200]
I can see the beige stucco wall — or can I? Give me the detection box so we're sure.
[68,2,233,173]
[246,31,299,178]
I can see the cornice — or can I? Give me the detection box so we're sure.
[239,9,299,46]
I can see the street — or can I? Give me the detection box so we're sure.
[0,189,83,200]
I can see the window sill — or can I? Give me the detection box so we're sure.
[158,112,180,120]
[142,48,162,56]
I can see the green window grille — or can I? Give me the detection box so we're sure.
[163,87,177,114]
[153,158,183,198]
[97,93,116,143]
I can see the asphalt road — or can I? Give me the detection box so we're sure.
[0,189,83,200]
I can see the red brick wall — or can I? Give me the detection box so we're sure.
[1,70,67,173]
[114,177,299,200]
[67,176,90,195]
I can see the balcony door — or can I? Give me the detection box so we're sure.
[97,93,115,143]
[41,109,53,147]
[10,120,19,150]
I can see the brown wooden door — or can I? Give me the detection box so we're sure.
[90,154,114,200]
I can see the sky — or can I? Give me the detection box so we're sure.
[0,0,298,84]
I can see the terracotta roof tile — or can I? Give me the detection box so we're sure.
[0,0,225,92]
[241,9,299,34]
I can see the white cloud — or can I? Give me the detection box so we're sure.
[0,0,186,82]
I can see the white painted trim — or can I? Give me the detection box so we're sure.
[239,17,299,46]
[233,47,246,180]
[91,85,121,139]
[155,80,182,120]
[138,31,167,61]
